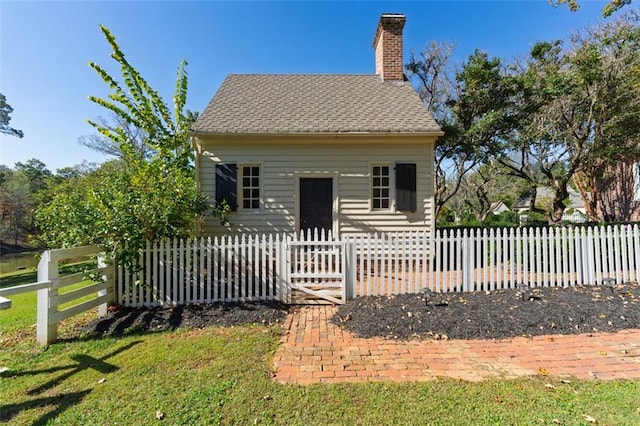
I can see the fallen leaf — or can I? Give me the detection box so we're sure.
[544,383,557,390]
[156,410,164,420]
[552,419,562,424]
[494,396,503,403]
[0,367,9,374]
[599,351,607,356]
[538,367,549,375]
[560,379,572,384]
[583,414,597,423]
[97,378,106,384]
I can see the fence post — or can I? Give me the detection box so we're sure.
[37,250,57,345]
[97,253,112,317]
[344,239,356,301]
[461,228,474,291]
[278,235,290,304]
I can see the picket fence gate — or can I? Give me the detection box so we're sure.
[117,224,640,307]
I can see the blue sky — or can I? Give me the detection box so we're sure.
[1,0,613,171]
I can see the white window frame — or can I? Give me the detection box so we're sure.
[371,164,392,211]
[239,164,261,211]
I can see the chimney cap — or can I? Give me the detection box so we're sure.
[372,13,406,48]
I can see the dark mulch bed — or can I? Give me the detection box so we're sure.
[80,301,289,338]
[333,283,640,341]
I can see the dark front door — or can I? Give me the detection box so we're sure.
[299,178,333,234]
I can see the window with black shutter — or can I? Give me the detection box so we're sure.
[371,165,391,210]
[215,163,237,211]
[395,163,416,212]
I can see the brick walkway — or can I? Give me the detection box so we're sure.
[273,306,640,385]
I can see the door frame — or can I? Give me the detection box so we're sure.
[294,172,339,236]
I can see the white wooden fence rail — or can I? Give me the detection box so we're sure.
[117,225,640,307]
[0,245,114,345]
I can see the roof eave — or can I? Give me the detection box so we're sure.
[191,130,444,138]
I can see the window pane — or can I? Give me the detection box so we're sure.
[251,177,259,187]
[381,166,389,176]
[251,200,259,209]
[252,189,259,198]
[382,199,389,209]
[252,166,259,175]
[243,177,250,187]
[243,200,251,209]
[382,177,389,186]
[382,189,389,198]
[373,188,380,198]
[373,177,380,187]
[373,199,381,209]
[243,189,251,198]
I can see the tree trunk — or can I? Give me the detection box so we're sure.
[549,184,569,225]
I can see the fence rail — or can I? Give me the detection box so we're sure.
[0,245,114,345]
[117,224,640,307]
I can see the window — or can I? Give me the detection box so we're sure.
[215,163,237,211]
[372,165,390,210]
[241,165,260,209]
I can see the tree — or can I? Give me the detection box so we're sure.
[0,170,33,245]
[550,0,632,18]
[406,45,517,219]
[514,13,640,223]
[36,25,207,267]
[78,113,155,160]
[0,93,23,138]
[14,158,52,194]
[569,12,640,220]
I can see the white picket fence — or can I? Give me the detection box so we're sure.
[117,224,640,307]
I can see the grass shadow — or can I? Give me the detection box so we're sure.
[1,340,142,423]
[0,389,91,425]
[1,341,141,394]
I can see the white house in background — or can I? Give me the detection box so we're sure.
[489,201,510,215]
[513,186,588,223]
[191,14,443,237]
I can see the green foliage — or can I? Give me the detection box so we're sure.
[36,25,209,268]
[211,199,232,227]
[0,92,23,138]
[483,211,519,227]
[549,0,632,18]
[36,160,207,268]
[87,25,193,170]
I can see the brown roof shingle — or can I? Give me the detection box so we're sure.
[192,74,441,134]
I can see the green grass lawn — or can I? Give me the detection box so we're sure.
[1,272,639,425]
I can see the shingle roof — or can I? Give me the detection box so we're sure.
[192,74,441,135]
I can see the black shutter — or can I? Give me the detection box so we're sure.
[395,163,416,212]
[215,163,237,211]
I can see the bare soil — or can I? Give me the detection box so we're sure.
[333,283,640,340]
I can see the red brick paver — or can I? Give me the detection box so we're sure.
[272,306,640,384]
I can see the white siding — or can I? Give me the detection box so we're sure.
[195,136,436,236]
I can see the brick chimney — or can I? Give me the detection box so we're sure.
[373,13,406,81]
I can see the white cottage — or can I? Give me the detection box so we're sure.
[192,14,442,237]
